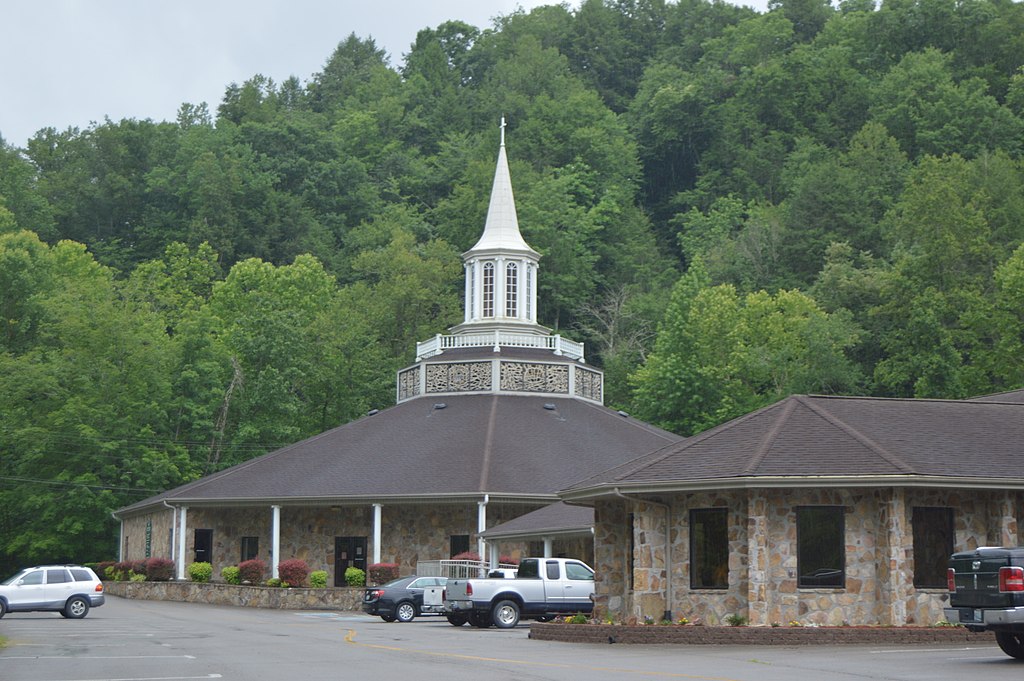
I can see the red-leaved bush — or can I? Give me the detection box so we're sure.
[452,551,481,561]
[499,555,519,566]
[238,558,266,583]
[145,557,175,581]
[368,563,400,585]
[277,559,310,587]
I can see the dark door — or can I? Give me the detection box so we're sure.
[194,529,213,564]
[334,536,367,587]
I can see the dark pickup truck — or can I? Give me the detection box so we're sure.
[944,546,1024,658]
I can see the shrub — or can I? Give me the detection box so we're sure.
[277,559,310,587]
[145,557,175,581]
[452,551,481,561]
[131,559,148,576]
[95,561,116,580]
[344,567,365,587]
[187,561,213,583]
[309,570,328,588]
[725,613,747,627]
[266,577,282,587]
[111,561,134,581]
[566,612,589,624]
[221,566,241,585]
[498,555,519,566]
[368,563,399,585]
[238,558,266,583]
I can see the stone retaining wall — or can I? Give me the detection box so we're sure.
[529,622,992,645]
[105,581,363,611]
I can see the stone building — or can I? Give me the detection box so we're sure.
[113,123,680,584]
[560,391,1024,626]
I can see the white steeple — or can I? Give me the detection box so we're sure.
[469,116,539,256]
[454,118,546,336]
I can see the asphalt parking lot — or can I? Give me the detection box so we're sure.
[1,596,1022,681]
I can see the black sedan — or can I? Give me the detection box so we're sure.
[362,576,447,622]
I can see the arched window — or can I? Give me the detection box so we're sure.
[505,262,518,317]
[482,262,495,317]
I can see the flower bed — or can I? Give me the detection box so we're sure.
[105,580,363,611]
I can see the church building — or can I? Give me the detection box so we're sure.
[113,123,681,585]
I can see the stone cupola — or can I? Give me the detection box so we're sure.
[397,120,603,405]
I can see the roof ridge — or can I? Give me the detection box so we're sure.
[478,395,499,491]
[799,395,916,473]
[742,397,797,475]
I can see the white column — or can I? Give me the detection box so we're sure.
[464,263,472,323]
[477,496,488,559]
[177,506,188,580]
[373,503,382,564]
[489,542,499,568]
[543,537,553,558]
[496,257,506,319]
[271,505,281,579]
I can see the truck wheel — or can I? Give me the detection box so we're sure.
[469,612,491,628]
[492,599,521,628]
[995,632,1024,659]
[395,601,417,623]
[446,613,469,626]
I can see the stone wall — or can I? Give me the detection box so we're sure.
[105,581,363,611]
[595,486,1024,628]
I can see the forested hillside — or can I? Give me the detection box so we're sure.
[2,0,1024,570]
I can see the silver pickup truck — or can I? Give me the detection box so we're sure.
[443,557,594,628]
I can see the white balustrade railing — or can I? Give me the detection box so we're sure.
[416,559,521,579]
[415,331,584,362]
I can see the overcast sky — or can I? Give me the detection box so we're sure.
[1,1,765,149]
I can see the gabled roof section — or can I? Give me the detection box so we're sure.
[480,502,593,539]
[468,119,538,257]
[117,394,680,516]
[561,394,1024,499]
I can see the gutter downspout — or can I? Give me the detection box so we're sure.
[111,512,124,563]
[615,488,673,623]
[162,500,178,578]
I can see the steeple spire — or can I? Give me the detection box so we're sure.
[470,117,537,255]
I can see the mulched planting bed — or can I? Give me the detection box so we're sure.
[529,623,992,645]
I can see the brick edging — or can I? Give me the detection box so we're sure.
[528,623,993,645]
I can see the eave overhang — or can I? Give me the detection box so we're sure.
[114,492,560,519]
[558,475,1024,504]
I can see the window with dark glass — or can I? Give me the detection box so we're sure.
[690,508,729,589]
[797,506,845,588]
[450,534,470,558]
[241,536,259,562]
[482,263,495,317]
[912,507,954,588]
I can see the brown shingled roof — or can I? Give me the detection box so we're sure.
[561,394,1024,499]
[117,394,680,515]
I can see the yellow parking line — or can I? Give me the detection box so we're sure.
[343,630,742,680]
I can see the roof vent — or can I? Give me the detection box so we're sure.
[367,409,379,416]
[433,403,447,410]
[543,403,556,411]
[617,410,629,418]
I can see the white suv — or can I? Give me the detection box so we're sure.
[0,565,105,619]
